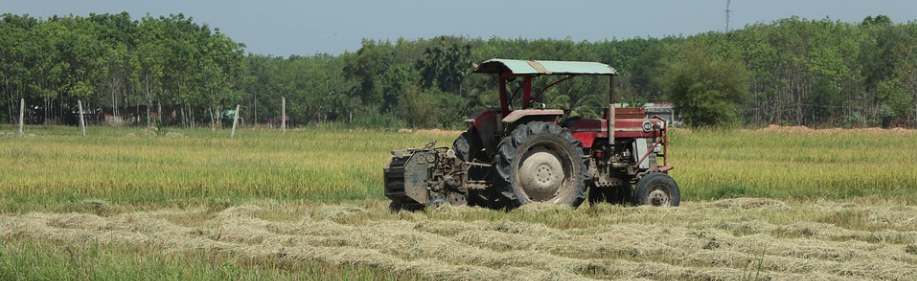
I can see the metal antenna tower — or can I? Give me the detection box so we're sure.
[725,0,732,33]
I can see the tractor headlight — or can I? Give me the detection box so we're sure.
[642,121,653,133]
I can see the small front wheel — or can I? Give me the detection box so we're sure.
[633,173,680,207]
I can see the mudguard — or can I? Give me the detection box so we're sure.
[465,110,500,157]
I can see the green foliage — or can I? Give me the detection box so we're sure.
[877,79,915,125]
[349,111,405,129]
[861,15,892,26]
[3,13,917,129]
[417,36,472,95]
[236,17,917,128]
[0,13,244,127]
[342,39,392,110]
[397,84,437,128]
[432,89,466,129]
[624,38,672,101]
[380,63,418,113]
[665,42,750,127]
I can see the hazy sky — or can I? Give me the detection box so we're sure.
[5,0,916,56]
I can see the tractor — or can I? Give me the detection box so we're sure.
[384,59,679,210]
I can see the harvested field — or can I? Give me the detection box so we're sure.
[2,198,916,280]
[2,126,917,280]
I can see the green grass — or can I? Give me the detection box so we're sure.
[0,235,417,281]
[0,126,456,208]
[1,125,916,211]
[669,128,917,200]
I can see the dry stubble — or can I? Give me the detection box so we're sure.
[2,198,916,280]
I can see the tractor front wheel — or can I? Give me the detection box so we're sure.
[633,173,680,207]
[493,122,587,209]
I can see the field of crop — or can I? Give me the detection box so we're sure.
[1,125,916,280]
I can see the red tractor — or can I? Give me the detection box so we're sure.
[385,59,679,210]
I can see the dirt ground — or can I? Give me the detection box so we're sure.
[669,125,915,135]
[755,125,914,134]
[398,128,464,136]
[2,198,916,280]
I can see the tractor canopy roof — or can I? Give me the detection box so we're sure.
[473,59,618,76]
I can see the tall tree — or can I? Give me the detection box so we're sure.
[416,36,473,95]
[665,42,750,127]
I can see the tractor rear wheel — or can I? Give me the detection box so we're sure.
[493,122,587,209]
[633,173,680,207]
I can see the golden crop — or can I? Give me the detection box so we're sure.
[1,126,915,207]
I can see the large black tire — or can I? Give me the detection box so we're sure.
[493,122,587,209]
[453,127,492,207]
[588,180,633,206]
[633,173,680,207]
[453,127,484,162]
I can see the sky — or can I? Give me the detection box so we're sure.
[5,0,917,57]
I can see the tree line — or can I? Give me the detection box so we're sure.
[0,12,244,128]
[1,13,915,129]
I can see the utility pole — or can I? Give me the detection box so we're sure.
[725,0,732,33]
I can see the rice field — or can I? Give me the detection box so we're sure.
[1,125,916,280]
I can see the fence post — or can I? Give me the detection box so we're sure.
[231,104,241,138]
[78,100,86,136]
[281,97,286,133]
[18,98,24,137]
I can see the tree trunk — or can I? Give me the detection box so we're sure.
[180,104,186,128]
[44,97,49,126]
[135,99,140,126]
[4,77,12,125]
[146,92,152,127]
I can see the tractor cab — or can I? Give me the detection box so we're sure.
[470,59,669,169]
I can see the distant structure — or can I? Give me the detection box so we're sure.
[614,102,679,126]
[725,0,732,33]
[643,102,678,126]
